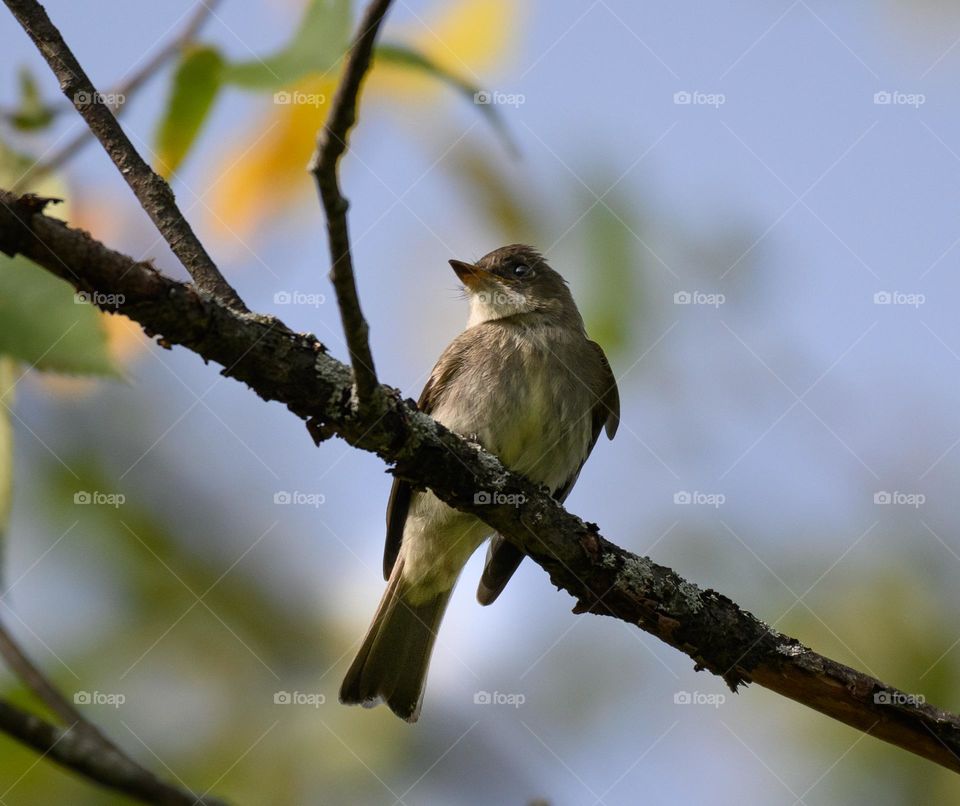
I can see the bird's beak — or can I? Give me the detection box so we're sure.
[449,259,486,290]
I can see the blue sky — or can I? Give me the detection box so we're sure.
[4,1,960,802]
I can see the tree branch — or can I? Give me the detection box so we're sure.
[0,616,89,728]
[12,0,222,184]
[0,613,229,804]
[2,190,958,774]
[2,0,246,311]
[308,0,394,407]
[0,698,227,805]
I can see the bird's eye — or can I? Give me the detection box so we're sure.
[513,263,533,278]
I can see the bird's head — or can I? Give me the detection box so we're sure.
[449,244,581,328]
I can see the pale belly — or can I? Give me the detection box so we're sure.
[400,347,595,599]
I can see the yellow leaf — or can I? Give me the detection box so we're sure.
[372,0,520,101]
[205,0,521,239]
[413,0,518,74]
[207,76,336,239]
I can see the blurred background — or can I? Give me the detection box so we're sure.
[1,0,960,803]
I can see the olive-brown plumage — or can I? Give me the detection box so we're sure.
[340,245,619,721]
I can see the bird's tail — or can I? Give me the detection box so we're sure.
[340,557,451,722]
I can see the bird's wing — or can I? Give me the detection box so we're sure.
[382,344,466,579]
[477,340,620,605]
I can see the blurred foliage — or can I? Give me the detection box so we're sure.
[784,563,960,802]
[154,46,225,178]
[0,451,535,803]
[222,0,351,90]
[0,359,11,560]
[375,43,517,154]
[0,143,116,377]
[0,255,117,377]
[575,179,641,356]
[7,68,53,132]
[447,145,536,242]
[0,137,117,576]
[205,0,517,236]
[2,0,958,803]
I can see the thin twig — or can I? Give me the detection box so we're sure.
[13,0,222,182]
[0,616,89,728]
[3,191,960,775]
[0,609,227,803]
[0,698,228,805]
[309,0,393,407]
[3,0,246,311]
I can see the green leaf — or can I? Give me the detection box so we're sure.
[222,0,352,90]
[578,180,640,358]
[375,42,518,156]
[8,67,54,131]
[0,256,118,376]
[0,358,13,561]
[0,140,117,376]
[154,45,225,177]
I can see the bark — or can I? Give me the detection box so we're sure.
[2,191,957,774]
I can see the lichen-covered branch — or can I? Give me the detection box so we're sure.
[308,0,394,406]
[2,190,958,774]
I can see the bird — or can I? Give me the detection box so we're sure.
[340,244,620,721]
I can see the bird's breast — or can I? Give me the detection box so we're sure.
[432,329,595,492]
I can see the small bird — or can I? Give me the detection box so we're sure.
[340,244,619,721]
